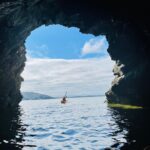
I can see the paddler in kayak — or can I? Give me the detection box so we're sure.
[61,92,67,104]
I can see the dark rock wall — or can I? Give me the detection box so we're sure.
[0,0,150,109]
[106,24,150,106]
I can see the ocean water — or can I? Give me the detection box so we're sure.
[20,97,126,150]
[0,96,150,150]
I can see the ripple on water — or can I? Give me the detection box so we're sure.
[79,148,87,150]
[63,145,73,149]
[91,140,98,143]
[80,116,88,120]
[52,134,72,142]
[27,133,51,139]
[37,146,49,150]
[53,135,65,139]
[32,127,49,132]
[62,129,78,135]
[83,124,91,128]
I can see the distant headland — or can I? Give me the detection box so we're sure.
[22,92,104,100]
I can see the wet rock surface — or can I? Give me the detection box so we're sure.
[0,0,150,109]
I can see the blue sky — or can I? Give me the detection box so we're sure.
[21,25,114,97]
[26,25,109,59]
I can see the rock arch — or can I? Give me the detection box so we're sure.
[0,0,150,110]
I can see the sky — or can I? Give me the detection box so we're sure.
[21,25,114,97]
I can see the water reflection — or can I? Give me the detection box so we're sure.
[0,100,150,150]
[109,107,150,150]
[0,107,25,150]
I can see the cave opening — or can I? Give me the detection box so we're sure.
[0,1,150,149]
[18,25,134,150]
[21,24,114,99]
[0,0,149,109]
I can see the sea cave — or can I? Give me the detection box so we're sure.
[0,0,150,110]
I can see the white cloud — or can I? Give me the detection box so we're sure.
[81,36,109,56]
[21,57,115,97]
[27,44,50,58]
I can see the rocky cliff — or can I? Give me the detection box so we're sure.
[0,0,150,110]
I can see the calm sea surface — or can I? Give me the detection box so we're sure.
[0,96,150,150]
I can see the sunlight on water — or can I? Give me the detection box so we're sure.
[20,97,127,149]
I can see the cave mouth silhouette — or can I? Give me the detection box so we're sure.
[21,24,114,99]
[0,0,150,110]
